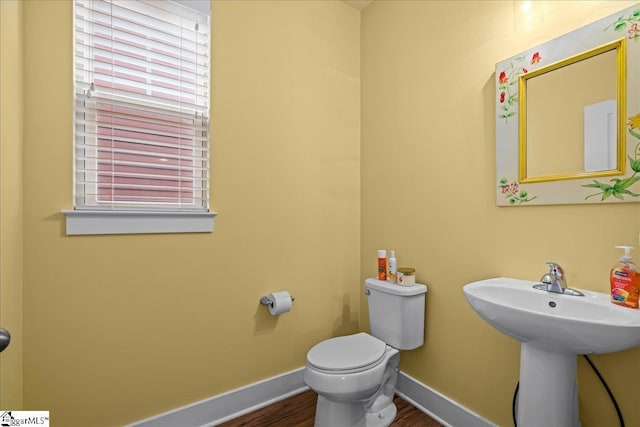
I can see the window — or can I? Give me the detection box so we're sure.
[67,0,215,235]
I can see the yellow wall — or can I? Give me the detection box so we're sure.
[361,1,640,426]
[0,0,25,410]
[21,1,360,425]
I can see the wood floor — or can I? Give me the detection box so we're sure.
[218,389,443,427]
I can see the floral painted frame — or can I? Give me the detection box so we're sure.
[496,4,640,206]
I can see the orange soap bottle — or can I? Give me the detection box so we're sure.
[610,246,640,309]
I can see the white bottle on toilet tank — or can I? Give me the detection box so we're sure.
[388,250,397,282]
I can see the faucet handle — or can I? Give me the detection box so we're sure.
[546,262,564,276]
[544,262,567,287]
[546,261,561,272]
[541,262,559,284]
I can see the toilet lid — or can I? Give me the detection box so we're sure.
[306,333,386,372]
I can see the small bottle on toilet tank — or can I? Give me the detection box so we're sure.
[388,250,397,282]
[377,250,387,280]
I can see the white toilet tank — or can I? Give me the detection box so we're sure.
[365,278,427,350]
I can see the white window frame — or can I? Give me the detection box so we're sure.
[65,0,216,235]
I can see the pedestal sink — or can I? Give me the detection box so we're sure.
[463,277,640,427]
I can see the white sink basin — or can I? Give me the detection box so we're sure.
[464,277,640,427]
[463,277,640,354]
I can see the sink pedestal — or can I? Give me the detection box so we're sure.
[517,343,581,427]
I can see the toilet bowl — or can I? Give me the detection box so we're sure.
[304,278,428,427]
[304,333,400,427]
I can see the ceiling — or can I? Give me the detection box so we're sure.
[343,0,373,11]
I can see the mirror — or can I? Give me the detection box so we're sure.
[496,4,640,206]
[519,39,626,183]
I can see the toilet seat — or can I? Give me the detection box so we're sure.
[306,333,387,374]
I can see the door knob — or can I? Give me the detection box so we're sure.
[0,328,10,353]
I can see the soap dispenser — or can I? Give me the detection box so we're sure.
[610,246,640,309]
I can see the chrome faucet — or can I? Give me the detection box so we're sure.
[535,262,584,296]
[541,262,567,293]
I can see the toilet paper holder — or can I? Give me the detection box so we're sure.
[260,294,295,308]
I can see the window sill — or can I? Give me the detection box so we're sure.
[62,210,217,236]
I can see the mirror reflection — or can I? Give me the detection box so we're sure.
[519,39,626,183]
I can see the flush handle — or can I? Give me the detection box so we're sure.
[0,328,10,353]
[364,289,371,296]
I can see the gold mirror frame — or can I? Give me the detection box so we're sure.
[495,3,640,206]
[518,39,627,184]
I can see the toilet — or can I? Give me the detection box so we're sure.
[304,278,427,427]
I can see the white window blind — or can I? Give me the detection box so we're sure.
[73,0,210,212]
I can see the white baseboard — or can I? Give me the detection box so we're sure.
[395,371,498,427]
[126,368,496,427]
[126,368,308,427]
